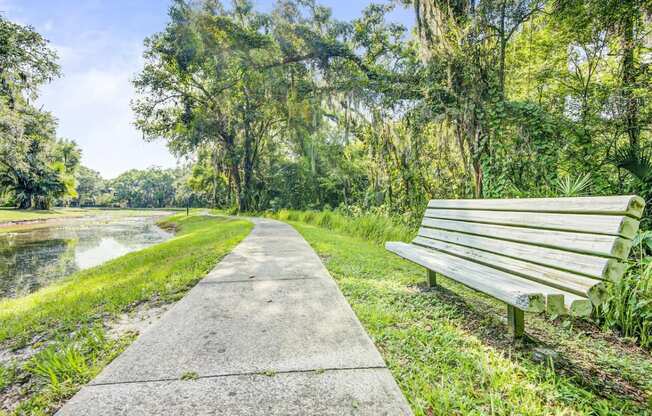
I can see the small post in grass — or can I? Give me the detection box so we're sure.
[507,305,524,339]
[426,269,438,288]
[186,196,190,216]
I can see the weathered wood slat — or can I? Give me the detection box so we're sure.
[427,196,645,218]
[412,236,607,305]
[416,228,625,282]
[423,208,640,238]
[385,242,546,312]
[421,217,631,259]
[544,293,592,317]
[387,242,592,316]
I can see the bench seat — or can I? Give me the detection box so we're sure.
[387,242,590,315]
[386,196,645,338]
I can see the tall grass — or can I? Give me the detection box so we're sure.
[598,259,652,349]
[596,231,652,349]
[0,363,16,391]
[25,328,107,396]
[10,327,134,415]
[263,209,415,244]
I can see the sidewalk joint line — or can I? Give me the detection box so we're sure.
[88,366,389,388]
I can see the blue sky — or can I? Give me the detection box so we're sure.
[0,1,414,178]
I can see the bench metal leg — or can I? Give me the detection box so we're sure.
[507,305,524,339]
[426,269,438,288]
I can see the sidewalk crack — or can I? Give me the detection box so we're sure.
[88,366,389,387]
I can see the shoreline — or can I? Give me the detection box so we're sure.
[0,209,178,232]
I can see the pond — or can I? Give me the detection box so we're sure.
[0,213,174,299]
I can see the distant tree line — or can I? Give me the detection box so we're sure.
[73,166,203,209]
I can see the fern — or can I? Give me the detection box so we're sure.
[555,173,592,197]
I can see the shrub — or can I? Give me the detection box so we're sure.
[597,268,652,348]
[596,232,652,349]
[262,209,414,244]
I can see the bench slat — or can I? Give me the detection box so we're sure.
[386,242,545,312]
[412,236,606,305]
[423,208,639,238]
[421,218,631,259]
[428,196,645,218]
[417,228,625,281]
[386,242,592,315]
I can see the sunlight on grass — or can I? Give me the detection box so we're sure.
[0,214,252,415]
[0,214,251,347]
[262,209,414,244]
[289,221,651,416]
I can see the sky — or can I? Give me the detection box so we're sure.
[0,0,414,179]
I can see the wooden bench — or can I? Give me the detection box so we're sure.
[386,196,645,338]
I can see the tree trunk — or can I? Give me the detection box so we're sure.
[473,158,483,199]
[231,164,243,211]
[34,196,50,210]
[18,197,32,209]
[241,132,254,213]
[621,13,640,147]
[498,0,506,99]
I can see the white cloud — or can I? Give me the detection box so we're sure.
[41,18,53,32]
[37,36,177,179]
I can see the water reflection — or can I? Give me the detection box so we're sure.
[0,215,173,299]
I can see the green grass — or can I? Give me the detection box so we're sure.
[597,258,652,350]
[286,220,652,415]
[260,209,415,243]
[0,213,252,415]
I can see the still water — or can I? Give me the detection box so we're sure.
[0,214,173,299]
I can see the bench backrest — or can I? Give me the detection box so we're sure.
[415,196,645,305]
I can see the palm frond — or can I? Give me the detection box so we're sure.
[611,144,652,183]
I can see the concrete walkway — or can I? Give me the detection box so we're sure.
[57,218,412,415]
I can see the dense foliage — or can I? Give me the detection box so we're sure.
[134,0,652,223]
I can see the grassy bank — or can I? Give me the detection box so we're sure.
[0,208,182,228]
[283,220,652,415]
[0,208,95,224]
[0,208,181,234]
[0,214,252,415]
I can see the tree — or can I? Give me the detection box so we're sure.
[133,0,400,211]
[75,166,105,207]
[0,15,76,209]
[131,0,650,221]
[0,106,78,209]
[0,15,60,108]
[556,0,652,148]
[109,167,177,208]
